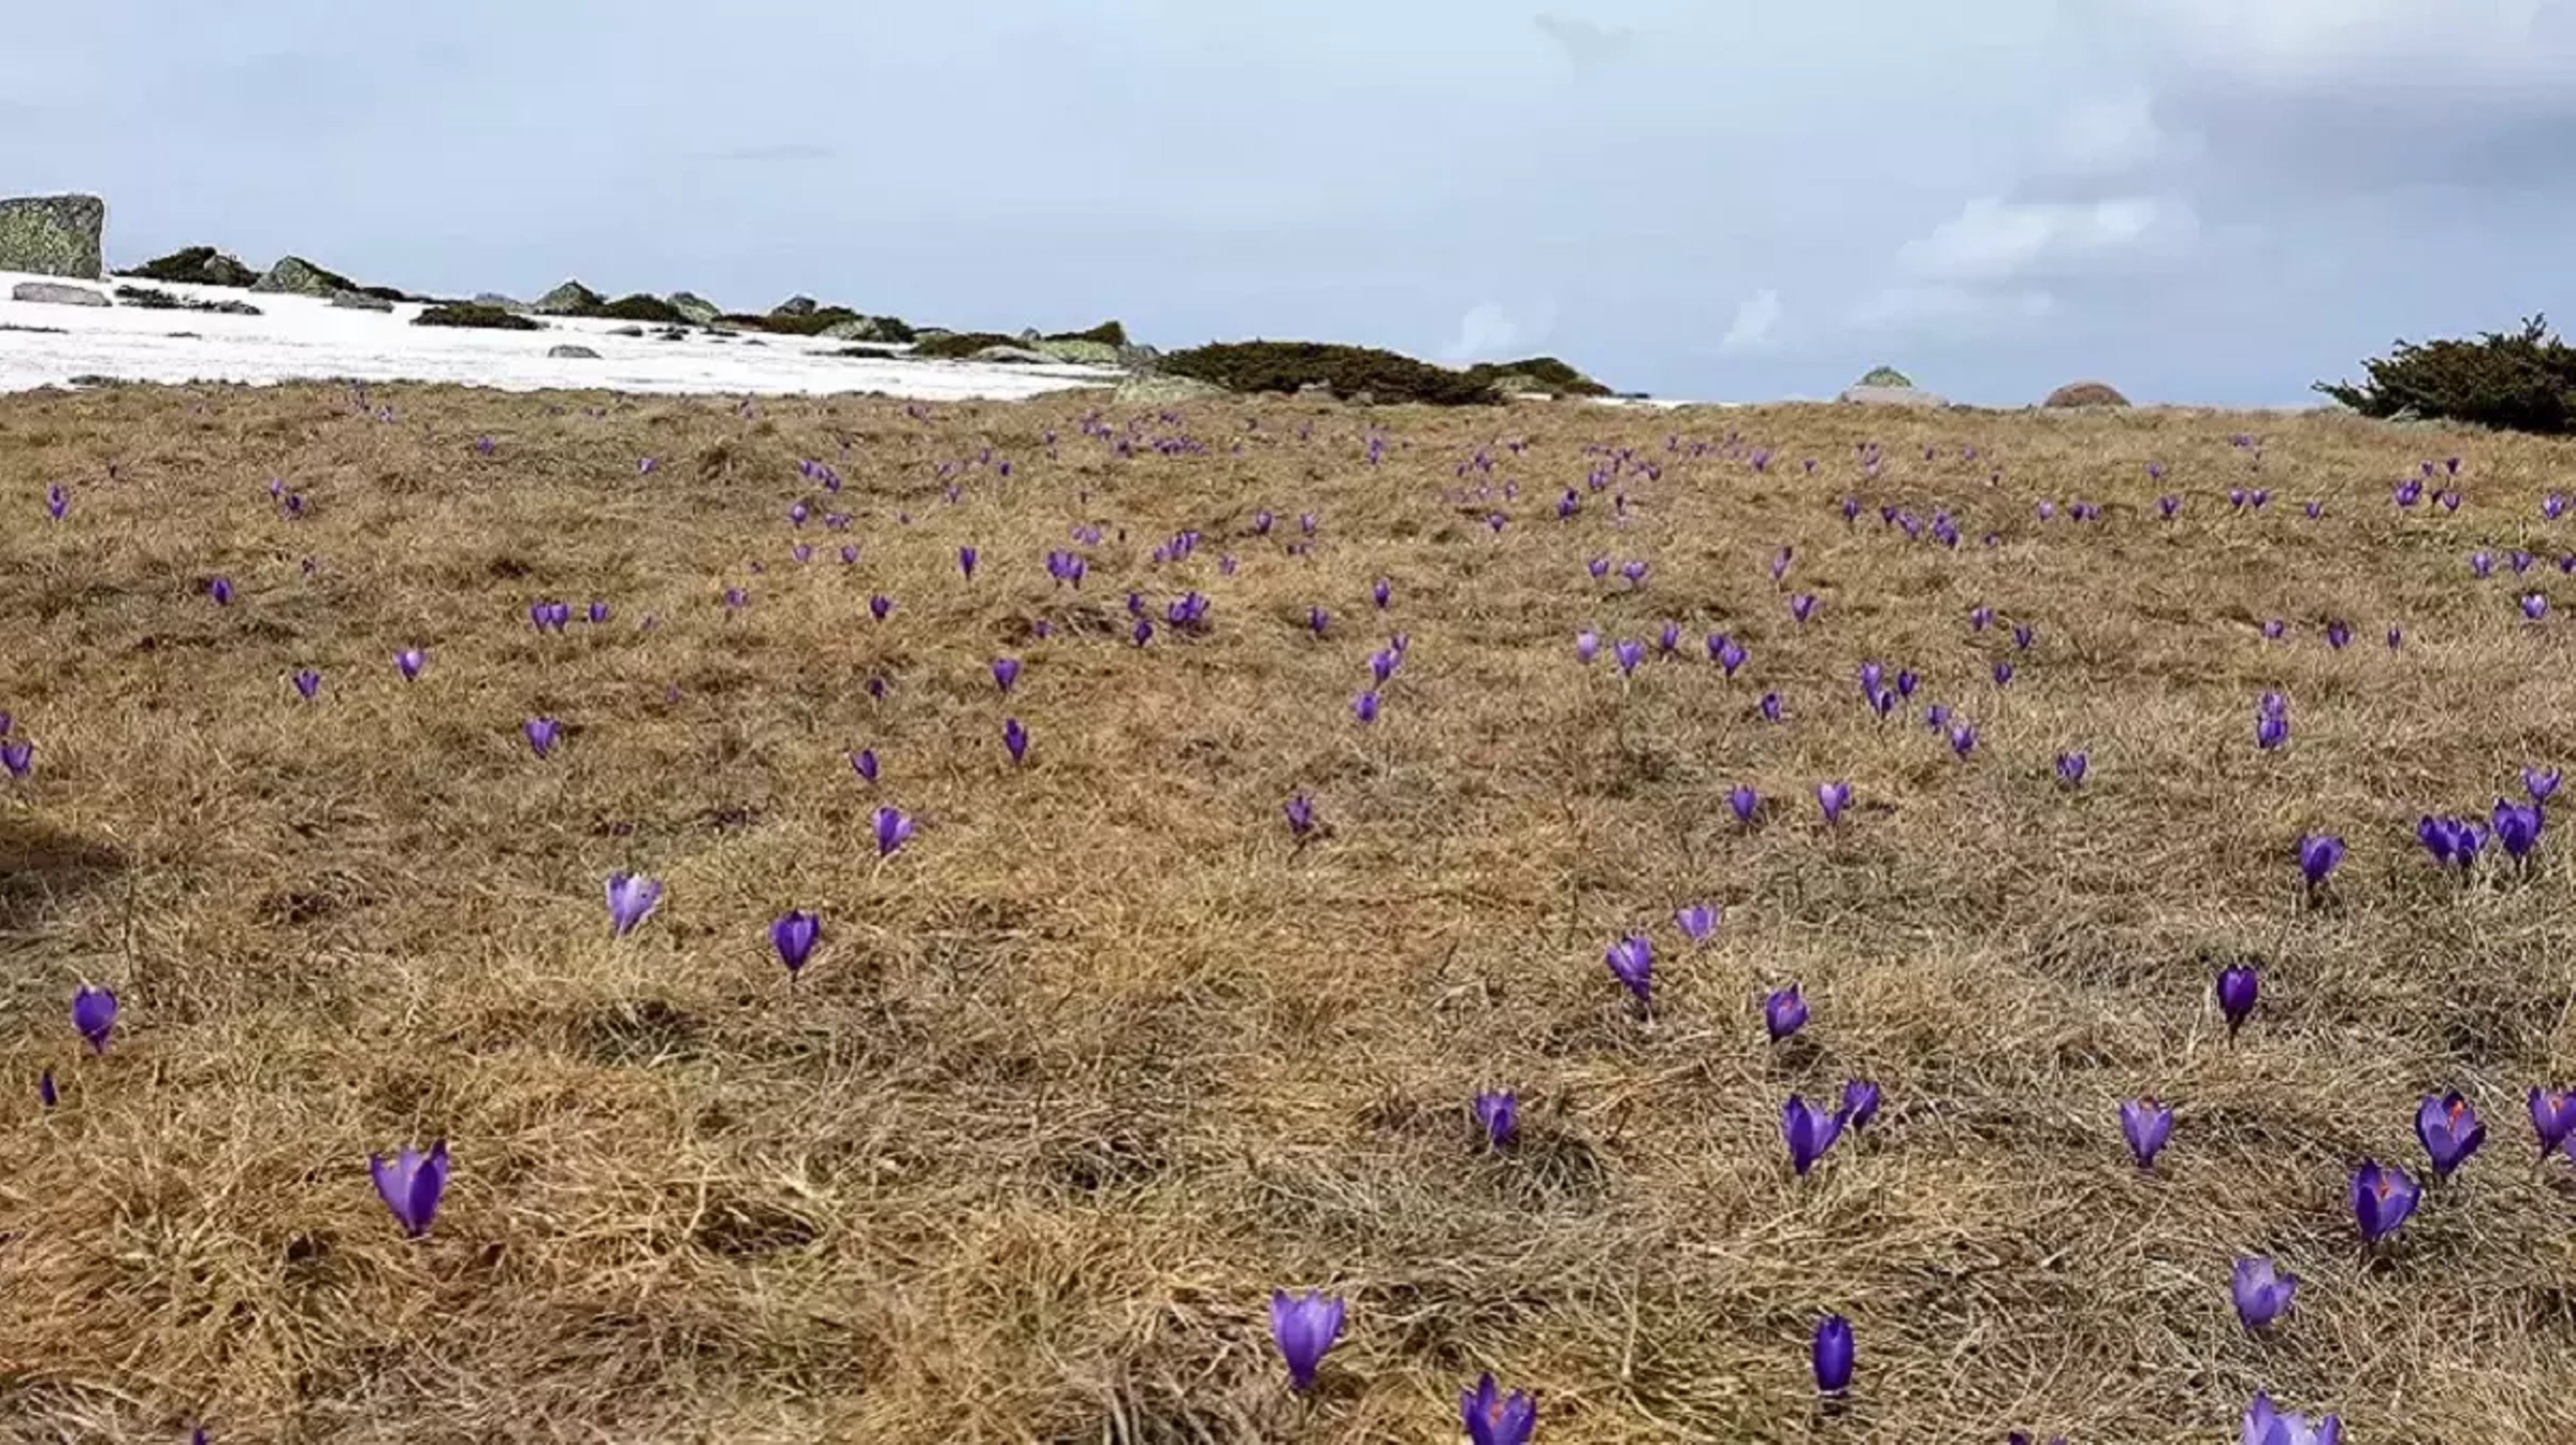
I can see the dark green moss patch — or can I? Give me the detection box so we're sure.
[414,303,544,331]
[1160,341,1503,407]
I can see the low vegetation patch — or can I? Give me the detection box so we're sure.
[119,245,259,288]
[718,307,916,341]
[1161,339,1503,405]
[909,331,1027,360]
[1461,356,1611,397]
[585,294,692,325]
[1042,319,1128,347]
[412,303,544,331]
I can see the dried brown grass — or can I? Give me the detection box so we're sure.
[4,384,2576,1443]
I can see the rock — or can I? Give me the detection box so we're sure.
[212,300,260,315]
[1117,343,1164,370]
[328,290,394,311]
[0,194,107,279]
[252,256,356,297]
[609,325,644,337]
[2041,380,2131,408]
[547,343,601,360]
[1016,327,1042,345]
[1854,364,1915,388]
[531,280,604,315]
[772,295,818,317]
[1838,384,1948,408]
[666,292,719,324]
[1295,380,1336,400]
[124,245,259,287]
[970,345,1057,365]
[655,327,688,341]
[1116,373,1230,403]
[473,292,528,311]
[820,316,904,343]
[11,281,109,306]
[1032,337,1120,366]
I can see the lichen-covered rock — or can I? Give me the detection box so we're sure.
[124,245,258,288]
[113,284,262,316]
[666,292,719,324]
[531,280,604,315]
[772,295,819,317]
[1032,337,1120,366]
[820,316,906,343]
[0,195,107,279]
[11,280,109,307]
[473,292,528,311]
[328,290,394,311]
[547,343,601,360]
[2041,380,2131,408]
[1115,372,1229,403]
[253,257,358,297]
[1854,365,1915,388]
[971,345,1058,365]
[1838,384,1947,408]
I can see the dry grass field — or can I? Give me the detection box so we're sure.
[6,381,2576,1444]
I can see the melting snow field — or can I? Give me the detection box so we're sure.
[0,271,1123,400]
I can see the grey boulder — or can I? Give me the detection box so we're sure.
[547,343,601,360]
[0,195,107,279]
[11,280,109,307]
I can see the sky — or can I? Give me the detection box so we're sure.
[5,0,2573,407]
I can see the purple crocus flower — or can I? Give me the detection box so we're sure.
[72,985,117,1053]
[2493,798,2543,860]
[1307,606,1330,637]
[45,484,68,520]
[605,872,662,936]
[1587,556,1611,582]
[1,741,30,780]
[1991,660,2015,688]
[1839,1080,1880,1131]
[2526,594,2549,621]
[1817,780,1850,822]
[1894,670,1918,698]
[207,577,233,606]
[1269,1289,1345,1392]
[1717,638,1748,676]
[1474,1089,1519,1148]
[1784,1095,1845,1175]
[2121,1098,2175,1169]
[1612,641,1645,676]
[873,806,913,856]
[1130,618,1153,647]
[1284,793,1317,841]
[587,602,610,625]
[1729,786,1759,824]
[957,546,979,581]
[2416,1092,2486,1179]
[851,749,880,784]
[2232,1256,2297,1331]
[2293,833,2345,889]
[2257,713,2289,751]
[1621,559,1649,586]
[2218,964,2258,1034]
[1574,631,1600,664]
[2055,751,2088,787]
[869,594,893,622]
[523,718,559,757]
[2243,1393,2339,1445]
[2526,767,2561,803]
[2515,549,2538,574]
[2012,623,2035,651]
[1970,605,1993,632]
[992,657,1022,694]
[1813,1315,1854,1395]
[2324,621,2351,650]
[396,648,426,681]
[1003,717,1028,765]
[2471,551,2496,578]
[1769,545,1793,583]
[1461,1375,1537,1445]
[1657,621,1682,656]
[2261,619,2285,641]
[370,1140,450,1238]
[2351,1160,2420,1244]
[1760,692,1784,723]
[1372,578,1391,608]
[1789,593,1817,623]
[1949,723,1978,758]
[1605,935,1653,1004]
[1676,904,1717,942]
[771,910,820,977]
[2529,1087,2576,1157]
[38,1069,56,1108]
[1764,985,1808,1042]
[1353,691,1381,724]
[292,669,321,700]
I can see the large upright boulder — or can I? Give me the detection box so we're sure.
[0,194,107,278]
[666,291,719,324]
[2041,380,2131,408]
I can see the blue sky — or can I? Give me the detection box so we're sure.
[6,0,2573,405]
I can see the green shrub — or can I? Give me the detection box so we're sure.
[414,303,543,331]
[122,246,259,287]
[716,307,910,341]
[1461,356,1610,396]
[1044,319,1128,347]
[589,293,691,325]
[910,331,1026,359]
[1160,341,1503,406]
[2316,316,2576,435]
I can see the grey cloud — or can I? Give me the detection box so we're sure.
[1534,13,1637,68]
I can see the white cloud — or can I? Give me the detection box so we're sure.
[2114,0,2572,85]
[1717,288,1782,354]
[1896,195,2190,284]
[2049,90,2165,176]
[1440,299,1555,362]
[1847,284,2054,331]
